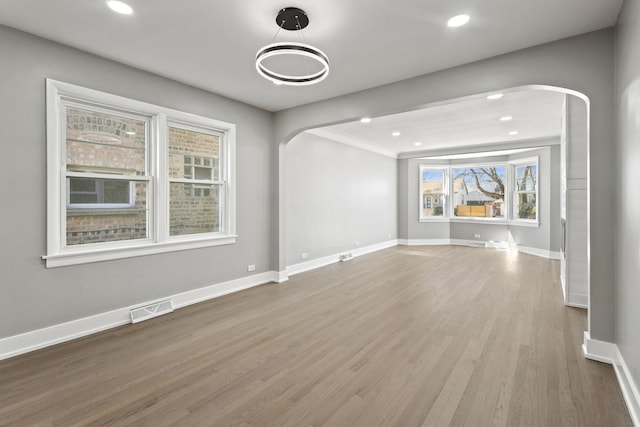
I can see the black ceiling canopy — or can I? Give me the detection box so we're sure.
[276,7,309,31]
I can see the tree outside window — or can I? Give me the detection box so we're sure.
[513,164,537,220]
[452,166,506,218]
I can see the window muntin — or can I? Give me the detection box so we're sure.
[513,163,537,220]
[45,80,236,267]
[452,166,506,218]
[420,167,447,218]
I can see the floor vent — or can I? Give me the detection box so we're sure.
[340,253,354,262]
[130,300,173,324]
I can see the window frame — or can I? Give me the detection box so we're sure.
[450,161,508,223]
[509,156,539,225]
[44,79,237,268]
[419,157,539,227]
[419,165,449,222]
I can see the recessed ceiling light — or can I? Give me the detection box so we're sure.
[509,131,519,135]
[107,0,133,15]
[499,116,513,121]
[360,117,372,123]
[125,131,136,135]
[486,93,503,100]
[392,131,401,137]
[447,14,470,27]
[414,142,423,146]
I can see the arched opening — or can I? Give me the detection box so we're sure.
[277,85,591,337]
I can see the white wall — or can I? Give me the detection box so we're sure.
[615,0,640,406]
[285,132,397,266]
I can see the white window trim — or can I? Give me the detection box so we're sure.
[509,156,540,226]
[418,165,449,221]
[44,79,236,268]
[418,157,540,228]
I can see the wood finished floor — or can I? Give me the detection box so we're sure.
[0,246,632,426]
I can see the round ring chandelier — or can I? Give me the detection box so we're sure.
[255,7,330,86]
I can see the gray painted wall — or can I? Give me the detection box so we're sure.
[615,0,640,402]
[285,133,397,266]
[397,160,409,240]
[0,25,275,338]
[274,29,615,342]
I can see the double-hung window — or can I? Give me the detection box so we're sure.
[45,80,236,267]
[512,159,538,221]
[419,166,447,220]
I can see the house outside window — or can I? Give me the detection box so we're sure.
[512,160,538,221]
[45,80,236,267]
[452,165,506,218]
[420,158,539,225]
[420,167,447,219]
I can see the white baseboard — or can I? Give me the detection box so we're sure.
[275,270,289,283]
[517,245,562,260]
[583,332,640,426]
[287,239,398,277]
[399,238,450,246]
[614,346,640,427]
[399,239,558,260]
[0,271,278,361]
[566,293,588,309]
[583,331,617,363]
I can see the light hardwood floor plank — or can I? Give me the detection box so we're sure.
[0,246,633,426]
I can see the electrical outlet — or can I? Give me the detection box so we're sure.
[388,233,391,238]
[247,264,255,272]
[355,241,359,246]
[474,234,481,239]
[301,252,308,259]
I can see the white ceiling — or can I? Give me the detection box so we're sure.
[0,0,623,112]
[308,89,566,157]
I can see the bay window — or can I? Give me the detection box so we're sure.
[420,157,539,224]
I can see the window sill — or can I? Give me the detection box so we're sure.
[43,235,238,268]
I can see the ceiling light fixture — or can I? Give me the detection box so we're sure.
[256,7,329,86]
[392,131,401,137]
[487,93,504,100]
[500,116,513,121]
[360,117,372,123]
[414,142,423,146]
[106,0,133,15]
[509,131,519,135]
[447,14,470,27]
